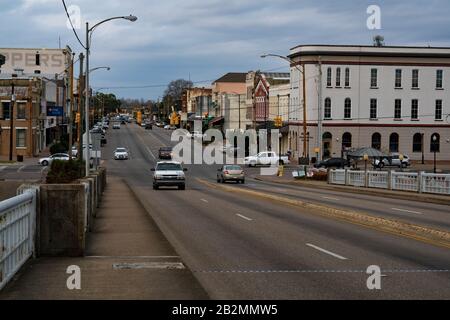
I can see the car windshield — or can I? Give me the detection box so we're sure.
[224,166,242,171]
[156,163,183,171]
[116,148,127,153]
[160,147,172,151]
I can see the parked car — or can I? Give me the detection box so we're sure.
[374,153,410,169]
[114,148,129,160]
[314,158,349,169]
[244,152,290,167]
[113,123,121,130]
[145,123,153,130]
[151,161,187,190]
[39,153,70,166]
[164,125,171,130]
[217,165,245,184]
[158,147,173,160]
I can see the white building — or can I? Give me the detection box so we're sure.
[288,44,450,162]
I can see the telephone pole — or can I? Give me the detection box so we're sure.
[9,81,15,162]
[77,53,85,161]
[68,53,75,160]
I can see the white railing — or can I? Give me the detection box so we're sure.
[347,171,366,187]
[421,173,450,195]
[0,191,36,291]
[329,169,346,185]
[329,170,450,196]
[391,172,419,192]
[367,171,389,189]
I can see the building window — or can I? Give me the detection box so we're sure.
[35,53,40,66]
[370,69,378,88]
[412,69,419,88]
[436,70,443,89]
[431,133,440,153]
[394,99,402,119]
[327,68,332,87]
[390,133,399,153]
[395,69,402,88]
[411,99,419,120]
[372,133,382,150]
[336,68,341,87]
[0,101,11,120]
[413,133,423,153]
[344,98,352,119]
[345,68,350,87]
[342,132,352,149]
[435,100,443,120]
[324,98,332,119]
[370,99,377,119]
[17,102,26,120]
[16,129,26,148]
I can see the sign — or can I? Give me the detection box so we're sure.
[314,147,320,154]
[47,106,64,117]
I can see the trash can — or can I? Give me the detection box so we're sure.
[17,155,24,162]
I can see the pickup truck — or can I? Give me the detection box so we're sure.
[244,152,290,167]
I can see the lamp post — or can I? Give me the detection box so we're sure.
[432,134,438,173]
[261,53,308,164]
[84,15,137,176]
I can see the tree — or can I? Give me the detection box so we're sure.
[163,79,193,101]
[93,93,121,115]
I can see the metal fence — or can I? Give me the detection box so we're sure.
[0,191,36,291]
[329,170,450,196]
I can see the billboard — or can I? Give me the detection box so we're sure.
[47,106,64,117]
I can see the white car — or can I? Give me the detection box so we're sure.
[113,123,121,130]
[114,148,129,160]
[39,153,70,166]
[374,153,410,169]
[244,151,290,167]
[151,161,187,190]
[72,145,93,157]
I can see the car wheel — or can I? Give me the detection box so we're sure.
[241,180,245,184]
[279,160,284,165]
[42,160,49,166]
[250,161,256,167]
[379,162,385,169]
[153,185,159,190]
[179,185,185,190]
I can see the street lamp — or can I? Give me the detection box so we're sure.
[261,53,309,164]
[432,134,438,173]
[89,66,111,74]
[84,15,137,176]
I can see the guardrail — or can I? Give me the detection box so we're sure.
[329,170,450,196]
[0,191,36,291]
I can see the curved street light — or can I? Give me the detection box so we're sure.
[89,66,111,74]
[84,15,137,175]
[261,53,309,162]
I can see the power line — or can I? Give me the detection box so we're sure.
[94,79,216,90]
[61,0,86,50]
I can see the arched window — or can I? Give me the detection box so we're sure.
[327,68,332,87]
[344,98,352,119]
[372,133,382,150]
[323,132,333,140]
[342,132,352,149]
[413,133,423,153]
[390,133,399,153]
[431,133,440,153]
[324,98,332,119]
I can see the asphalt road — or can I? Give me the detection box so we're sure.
[102,123,450,300]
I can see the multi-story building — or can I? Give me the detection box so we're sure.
[288,44,450,162]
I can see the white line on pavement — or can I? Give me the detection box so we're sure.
[137,134,156,160]
[391,208,424,215]
[236,214,253,221]
[306,243,348,260]
[321,196,341,201]
[17,165,26,172]
[201,199,209,203]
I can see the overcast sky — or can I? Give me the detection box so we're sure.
[2,0,450,100]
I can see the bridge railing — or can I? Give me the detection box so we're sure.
[0,191,36,291]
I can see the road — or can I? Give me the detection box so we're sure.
[102,122,450,300]
[0,164,47,181]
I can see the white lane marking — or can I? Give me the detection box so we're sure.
[0,166,6,171]
[306,243,348,260]
[236,214,253,221]
[391,208,423,215]
[86,255,180,259]
[201,199,209,203]
[321,196,341,201]
[137,134,156,160]
[17,165,26,172]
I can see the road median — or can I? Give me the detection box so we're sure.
[197,178,450,249]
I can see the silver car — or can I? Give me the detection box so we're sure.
[39,153,70,166]
[217,165,245,184]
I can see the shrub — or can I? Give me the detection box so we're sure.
[50,142,68,155]
[46,159,85,184]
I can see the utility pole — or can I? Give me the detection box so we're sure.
[301,63,308,162]
[78,53,85,161]
[68,53,75,160]
[85,22,91,177]
[317,57,323,162]
[9,81,15,162]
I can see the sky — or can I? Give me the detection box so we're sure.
[1,0,450,100]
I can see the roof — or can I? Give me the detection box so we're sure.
[262,72,290,80]
[213,73,247,84]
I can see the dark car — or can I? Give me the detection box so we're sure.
[145,123,153,130]
[314,158,349,169]
[158,147,173,160]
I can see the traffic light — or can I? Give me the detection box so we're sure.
[274,116,283,128]
[75,112,81,123]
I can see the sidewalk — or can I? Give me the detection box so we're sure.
[0,148,51,166]
[253,173,450,206]
[0,176,208,300]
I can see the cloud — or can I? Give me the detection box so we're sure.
[1,0,449,99]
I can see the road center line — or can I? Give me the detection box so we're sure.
[136,134,156,160]
[236,214,253,221]
[306,243,348,260]
[201,199,209,203]
[391,208,424,215]
[321,196,341,201]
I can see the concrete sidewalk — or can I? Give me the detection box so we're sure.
[0,176,208,300]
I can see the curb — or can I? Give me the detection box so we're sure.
[252,176,450,206]
[197,178,450,250]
